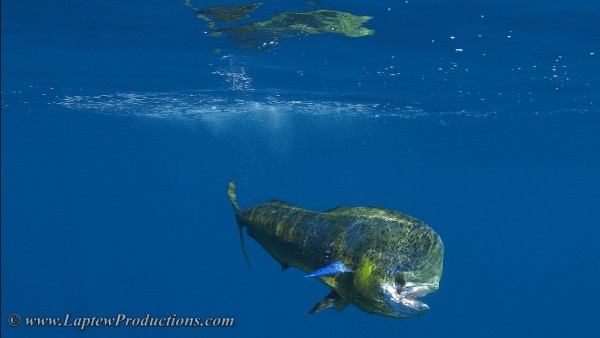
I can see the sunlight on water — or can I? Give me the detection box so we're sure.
[57,90,499,126]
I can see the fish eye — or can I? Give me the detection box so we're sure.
[395,275,406,287]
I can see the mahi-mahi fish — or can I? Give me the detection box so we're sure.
[227,181,444,318]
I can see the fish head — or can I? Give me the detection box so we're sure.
[352,226,444,318]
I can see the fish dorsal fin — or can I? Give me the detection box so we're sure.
[326,206,396,214]
[265,199,299,208]
[324,206,353,213]
[305,261,353,278]
[308,290,349,315]
[266,199,288,204]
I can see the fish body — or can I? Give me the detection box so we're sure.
[227,181,444,318]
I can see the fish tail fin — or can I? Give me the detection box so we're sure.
[227,180,250,267]
[227,180,241,214]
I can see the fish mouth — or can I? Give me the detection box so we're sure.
[381,282,438,317]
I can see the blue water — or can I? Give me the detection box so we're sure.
[2,1,599,337]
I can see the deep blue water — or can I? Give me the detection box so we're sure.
[2,1,599,337]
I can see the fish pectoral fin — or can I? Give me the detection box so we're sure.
[304,261,353,278]
[334,299,350,312]
[308,290,349,315]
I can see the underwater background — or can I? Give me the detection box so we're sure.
[2,0,599,337]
